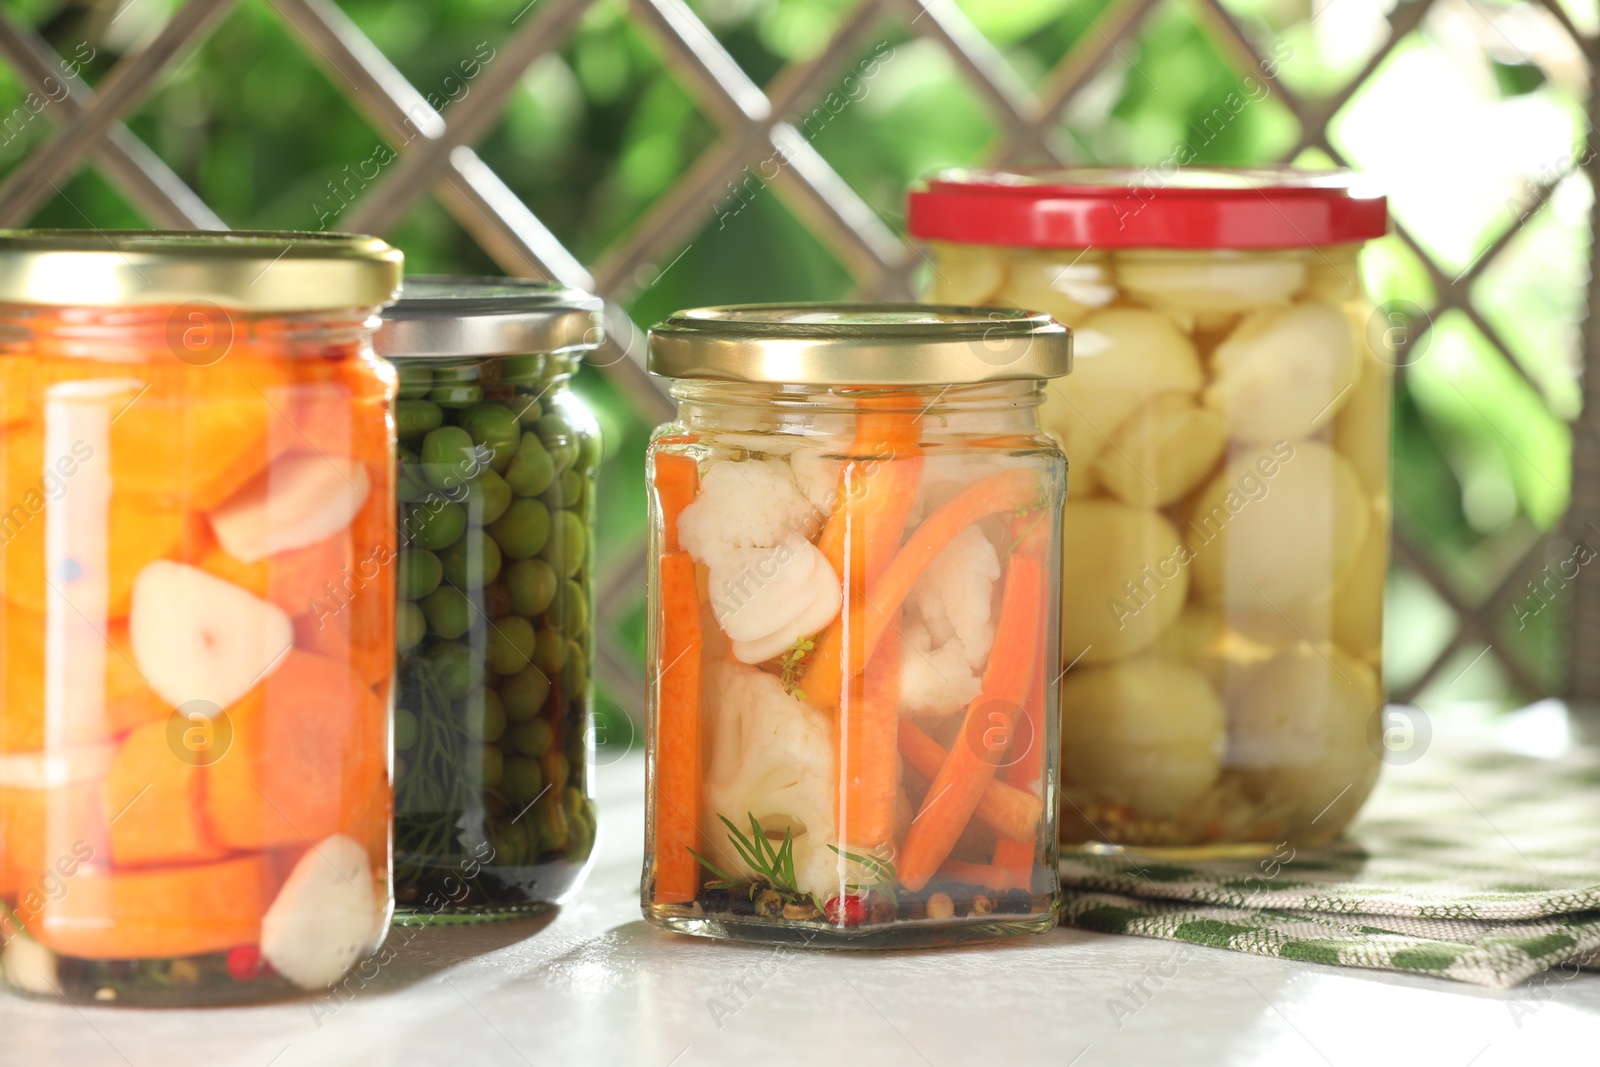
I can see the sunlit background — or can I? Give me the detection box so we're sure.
[1,0,1590,737]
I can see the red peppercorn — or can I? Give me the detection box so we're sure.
[225,945,266,982]
[824,894,866,927]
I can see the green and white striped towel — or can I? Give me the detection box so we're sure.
[1057,734,1600,987]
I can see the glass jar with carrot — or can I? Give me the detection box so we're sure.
[908,168,1392,850]
[373,278,604,922]
[0,230,401,1005]
[642,305,1071,946]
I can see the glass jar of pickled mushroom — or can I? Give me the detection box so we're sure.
[0,230,401,1005]
[374,278,603,923]
[642,304,1071,947]
[909,168,1391,850]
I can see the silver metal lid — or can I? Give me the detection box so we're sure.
[648,303,1071,385]
[374,276,604,359]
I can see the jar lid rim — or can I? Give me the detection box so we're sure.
[908,166,1388,249]
[648,303,1071,384]
[0,229,402,310]
[374,276,605,359]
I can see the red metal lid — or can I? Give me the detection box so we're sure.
[907,167,1388,250]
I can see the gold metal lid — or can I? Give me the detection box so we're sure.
[0,230,403,310]
[374,276,604,359]
[648,303,1071,385]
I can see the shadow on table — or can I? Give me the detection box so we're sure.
[351,911,563,992]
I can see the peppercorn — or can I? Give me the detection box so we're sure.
[998,888,1033,914]
[867,894,896,926]
[754,889,785,918]
[926,892,955,920]
[970,894,996,916]
[783,901,820,921]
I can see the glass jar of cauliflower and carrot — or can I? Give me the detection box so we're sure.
[909,168,1392,850]
[642,305,1071,946]
[0,231,401,1005]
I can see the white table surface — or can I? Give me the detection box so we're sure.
[3,742,1598,1067]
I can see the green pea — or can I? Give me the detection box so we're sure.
[396,399,443,437]
[397,549,442,600]
[462,403,522,472]
[511,717,554,757]
[536,415,578,474]
[548,578,588,632]
[438,529,501,590]
[421,426,478,489]
[499,353,546,385]
[486,615,536,675]
[433,363,481,384]
[503,433,555,497]
[541,750,570,796]
[488,819,527,867]
[490,498,550,560]
[503,756,545,807]
[505,558,558,617]
[531,790,568,853]
[429,382,482,408]
[566,786,596,860]
[562,641,588,695]
[422,585,472,640]
[396,364,434,399]
[533,627,567,674]
[481,743,504,788]
[397,456,431,503]
[394,707,419,751]
[539,509,585,578]
[407,500,466,550]
[424,641,480,699]
[501,667,552,722]
[543,468,584,508]
[472,469,513,526]
[506,393,543,424]
[464,688,506,744]
[576,429,601,473]
[396,601,427,651]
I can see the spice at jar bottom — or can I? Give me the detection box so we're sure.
[642,303,1070,948]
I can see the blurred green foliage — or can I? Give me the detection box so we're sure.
[1,0,1585,709]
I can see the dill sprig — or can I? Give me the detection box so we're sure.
[828,845,898,899]
[688,813,806,903]
[778,637,814,699]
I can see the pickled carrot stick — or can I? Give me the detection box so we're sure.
[816,402,923,590]
[839,636,901,850]
[993,544,1054,883]
[651,552,703,904]
[899,719,1042,844]
[896,553,1043,892]
[937,860,1017,893]
[801,467,1043,710]
[652,448,699,556]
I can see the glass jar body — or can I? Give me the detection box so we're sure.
[926,241,1390,850]
[643,380,1065,947]
[0,303,396,1005]
[388,351,599,922]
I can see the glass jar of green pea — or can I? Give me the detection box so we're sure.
[375,278,604,922]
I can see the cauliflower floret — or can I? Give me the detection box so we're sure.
[910,524,999,653]
[702,660,843,903]
[677,459,818,561]
[899,615,985,719]
[789,446,842,517]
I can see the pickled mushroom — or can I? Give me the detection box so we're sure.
[1299,254,1361,305]
[1117,249,1307,314]
[1203,302,1360,443]
[1040,308,1202,473]
[1093,393,1227,507]
[929,243,1006,305]
[1333,329,1393,496]
[998,252,1117,325]
[1227,642,1381,825]
[1331,500,1389,665]
[1059,658,1226,819]
[1061,499,1189,666]
[1186,440,1369,608]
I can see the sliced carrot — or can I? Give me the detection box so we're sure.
[801,467,1043,710]
[651,551,703,904]
[838,635,902,850]
[991,577,1052,883]
[0,605,169,753]
[652,452,699,555]
[815,402,923,591]
[102,721,227,868]
[936,860,1016,893]
[203,651,386,851]
[896,553,1043,892]
[34,854,273,960]
[0,780,104,900]
[899,719,1043,844]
